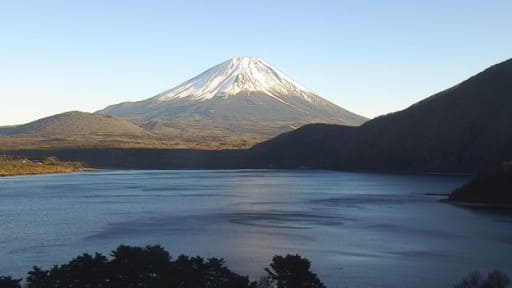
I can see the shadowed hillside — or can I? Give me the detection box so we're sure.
[251,58,512,173]
[448,162,512,207]
[250,124,357,169]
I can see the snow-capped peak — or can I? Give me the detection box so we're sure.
[154,57,315,102]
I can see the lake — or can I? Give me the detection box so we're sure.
[1,170,511,287]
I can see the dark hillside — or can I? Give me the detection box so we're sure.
[252,58,512,173]
[448,162,512,207]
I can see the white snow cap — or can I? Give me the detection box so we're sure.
[155,57,314,102]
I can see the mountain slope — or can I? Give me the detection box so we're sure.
[97,57,367,142]
[0,111,163,150]
[251,58,512,172]
[0,111,149,137]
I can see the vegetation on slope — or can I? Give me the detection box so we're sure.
[0,111,149,137]
[0,155,86,176]
[0,110,267,150]
[0,133,263,150]
[448,162,512,207]
[251,58,512,173]
[453,270,510,288]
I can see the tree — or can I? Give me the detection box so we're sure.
[22,246,327,288]
[26,253,110,288]
[454,270,510,288]
[264,254,326,288]
[109,245,171,288]
[256,276,274,288]
[0,276,21,288]
[26,266,49,288]
[484,270,511,288]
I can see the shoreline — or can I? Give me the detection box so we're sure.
[439,198,512,210]
[0,168,96,178]
[0,156,92,177]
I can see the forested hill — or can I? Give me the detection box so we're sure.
[251,58,512,173]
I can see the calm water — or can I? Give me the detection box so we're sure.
[1,170,511,287]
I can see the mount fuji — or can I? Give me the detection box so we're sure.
[97,57,367,148]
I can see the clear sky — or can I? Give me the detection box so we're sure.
[1,0,511,125]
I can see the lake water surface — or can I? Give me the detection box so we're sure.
[1,170,511,287]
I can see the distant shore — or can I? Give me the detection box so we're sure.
[0,156,89,177]
[440,199,512,210]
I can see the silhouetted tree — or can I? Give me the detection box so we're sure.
[26,266,49,288]
[25,245,260,288]
[485,270,511,288]
[0,276,21,288]
[264,254,325,288]
[13,246,512,288]
[109,245,171,287]
[256,276,274,288]
[172,254,254,288]
[454,270,510,288]
[26,253,110,288]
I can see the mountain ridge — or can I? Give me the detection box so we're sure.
[97,57,367,140]
[152,57,315,102]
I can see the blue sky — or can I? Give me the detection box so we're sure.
[1,0,511,125]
